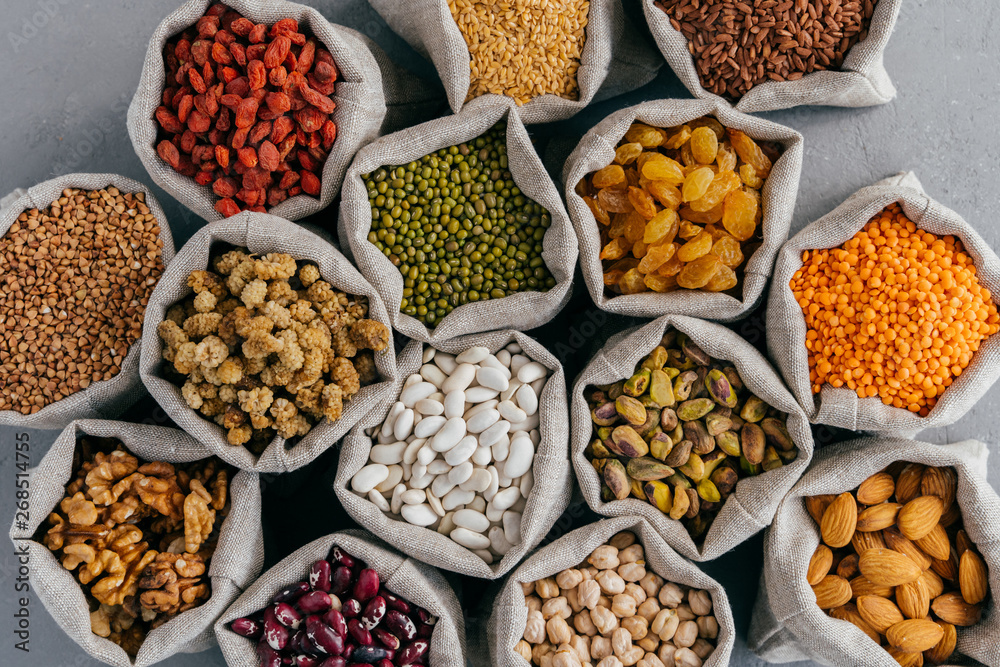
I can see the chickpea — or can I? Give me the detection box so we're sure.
[596,570,626,595]
[639,572,664,599]
[597,595,612,610]
[618,563,646,583]
[656,643,676,667]
[612,627,633,657]
[553,649,582,667]
[566,586,583,613]
[695,616,717,640]
[582,567,599,581]
[611,594,637,618]
[618,544,645,564]
[619,645,645,667]
[596,657,622,667]
[574,609,598,637]
[687,590,712,617]
[624,583,647,605]
[570,634,592,662]
[541,652,554,667]
[673,621,698,649]
[638,652,665,667]
[591,635,613,660]
[657,583,683,608]
[542,596,571,620]
[636,634,659,652]
[675,605,695,622]
[578,580,601,610]
[546,616,573,646]
[672,648,702,667]
[691,638,714,660]
[591,605,619,636]
[637,598,661,623]
[532,642,554,665]
[536,577,561,599]
[522,581,537,596]
[651,609,679,642]
[609,532,637,549]
[589,545,621,570]
[558,569,585,590]
[525,610,546,643]
[622,615,648,641]
[514,639,533,661]
[526,595,543,614]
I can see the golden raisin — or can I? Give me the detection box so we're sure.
[585,197,610,225]
[638,241,676,274]
[690,170,741,212]
[625,124,665,148]
[598,188,633,213]
[677,230,714,262]
[627,186,658,219]
[664,126,692,150]
[647,180,682,209]
[722,189,758,241]
[615,143,643,165]
[728,129,772,178]
[704,264,738,292]
[593,165,626,188]
[682,167,715,202]
[690,126,719,164]
[641,154,685,184]
[644,272,679,293]
[677,255,723,289]
[618,268,647,294]
[711,235,744,268]
[643,209,679,244]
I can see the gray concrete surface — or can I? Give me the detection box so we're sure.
[0,1,998,666]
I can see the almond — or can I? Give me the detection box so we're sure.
[914,523,950,561]
[837,553,860,580]
[857,472,896,505]
[924,620,957,664]
[856,503,901,532]
[959,550,988,605]
[852,529,887,554]
[939,501,962,528]
[894,463,926,504]
[829,602,880,644]
[931,552,958,582]
[955,529,973,556]
[895,578,930,620]
[931,591,982,626]
[820,492,858,548]
[886,647,922,667]
[805,494,836,525]
[859,548,921,586]
[897,496,944,541]
[850,575,894,600]
[812,574,852,610]
[920,466,956,510]
[856,595,904,633]
[885,618,944,654]
[883,526,933,570]
[920,569,945,598]
[807,544,834,586]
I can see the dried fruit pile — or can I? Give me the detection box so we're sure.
[577,117,780,295]
[791,204,999,416]
[448,0,589,105]
[656,0,877,100]
[584,330,797,539]
[807,463,990,665]
[0,187,165,415]
[229,545,438,667]
[517,531,719,667]
[157,247,390,454]
[364,121,555,327]
[156,4,339,217]
[40,437,230,654]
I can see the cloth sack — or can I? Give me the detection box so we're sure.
[570,314,814,561]
[335,330,572,579]
[128,0,442,224]
[138,212,397,473]
[641,0,901,113]
[367,0,662,124]
[216,529,467,667]
[486,516,735,667]
[338,96,578,343]
[563,98,803,323]
[0,174,176,430]
[767,171,1000,434]
[7,418,264,667]
[748,436,999,667]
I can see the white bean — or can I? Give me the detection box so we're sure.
[484,466,500,501]
[401,504,437,527]
[443,390,465,419]
[400,488,426,505]
[413,415,446,438]
[419,364,447,388]
[459,468,492,493]
[431,474,456,498]
[504,437,534,479]
[517,361,547,383]
[463,399,498,420]
[409,473,434,490]
[416,443,436,465]
[485,501,505,523]
[403,438,425,465]
[422,346,436,363]
[442,363,476,393]
[506,342,522,354]
[442,488,474,511]
[404,374,422,388]
[390,484,405,514]
[492,486,521,512]
[467,495,487,513]
[449,461,474,485]
[500,379,521,402]
[450,527,491,550]
[381,402,405,438]
[473,549,494,564]
[496,349,511,366]
[491,436,510,463]
[414,398,444,416]
[430,417,467,452]
[444,435,477,466]
[375,465,403,493]
[370,442,406,465]
[520,469,534,497]
[351,464,388,494]
[427,460,451,475]
[503,511,522,545]
[479,354,511,378]
[456,346,490,364]
[516,383,538,416]
[466,408,500,434]
[368,489,390,512]
[489,526,513,555]
[476,366,509,391]
[426,489,445,517]
[433,352,457,374]
[479,420,511,448]
[391,409,413,440]
[471,445,493,466]
[400,382,436,408]
[465,386,500,402]
[453,508,490,532]
[437,511,456,535]
[498,400,527,423]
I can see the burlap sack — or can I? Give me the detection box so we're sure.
[767,172,1000,434]
[8,418,264,667]
[127,0,442,224]
[642,0,900,113]
[216,529,467,667]
[749,437,999,666]
[335,330,572,579]
[564,99,803,323]
[0,174,176,430]
[138,212,397,473]
[367,0,662,124]
[338,96,578,344]
[571,314,814,561]
[486,516,735,667]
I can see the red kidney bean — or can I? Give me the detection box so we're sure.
[414,608,436,626]
[307,615,345,656]
[328,546,357,569]
[396,640,429,665]
[372,627,400,650]
[353,569,380,602]
[342,599,361,618]
[257,641,283,667]
[275,602,303,629]
[320,658,347,667]
[273,581,311,604]
[361,596,386,630]
[230,617,262,639]
[296,656,322,667]
[351,646,394,664]
[348,619,373,646]
[382,593,410,614]
[264,616,291,651]
[323,609,348,637]
[299,591,333,614]
[310,560,332,593]
[384,611,416,642]
[331,566,353,595]
[376,659,394,667]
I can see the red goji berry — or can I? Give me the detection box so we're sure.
[229,42,247,67]
[196,16,219,38]
[298,82,336,114]
[215,109,231,132]
[214,29,235,47]
[157,140,180,169]
[205,4,227,17]
[188,68,207,94]
[256,107,280,121]
[230,17,253,36]
[283,51,298,72]
[191,40,212,66]
[263,36,291,69]
[176,94,193,123]
[220,93,241,109]
[246,43,267,61]
[156,107,184,134]
[208,128,224,145]
[235,188,259,206]
[243,166,272,191]
[187,109,212,133]
[162,86,177,107]
[297,40,316,74]
[288,186,302,197]
[231,127,250,150]
[215,197,241,217]
[225,76,250,97]
[298,150,319,172]
[268,65,287,88]
[278,171,299,190]
[249,120,272,144]
[294,107,326,133]
[202,61,216,87]
[247,59,266,90]
[307,71,336,96]
[195,170,215,186]
[271,116,295,144]
[212,42,232,65]
[175,38,192,62]
[237,147,258,168]
[320,120,337,149]
[180,130,198,153]
[300,171,321,196]
[270,18,298,37]
[235,98,259,128]
[265,91,291,115]
[258,140,280,172]
[268,187,288,207]
[215,145,231,170]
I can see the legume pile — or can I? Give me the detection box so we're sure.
[578,117,780,295]
[656,0,877,100]
[791,204,1000,416]
[0,187,165,415]
[365,121,555,327]
[448,0,589,105]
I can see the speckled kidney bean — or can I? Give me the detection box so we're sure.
[264,617,291,651]
[352,646,394,663]
[354,569,380,602]
[319,657,347,667]
[311,560,333,592]
[274,582,311,604]
[324,609,348,637]
[275,603,304,629]
[384,610,417,641]
[342,598,362,618]
[329,546,356,569]
[332,566,353,595]
[258,643,283,667]
[300,591,334,614]
[384,592,411,614]
[307,616,345,656]
[362,596,387,630]
[348,618,374,646]
[295,655,322,667]
[396,640,429,664]
[372,627,401,650]
[231,617,263,639]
